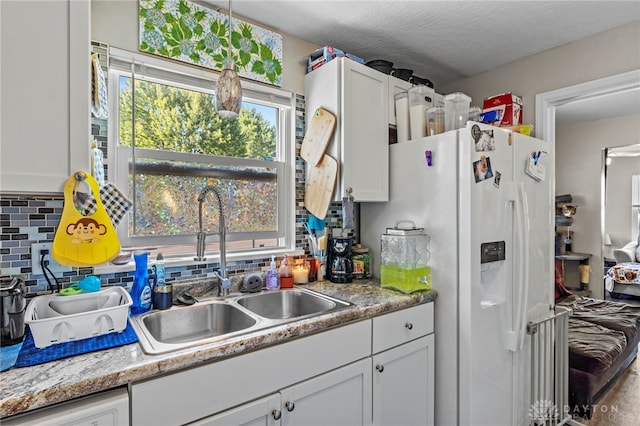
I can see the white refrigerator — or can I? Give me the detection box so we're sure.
[360,122,555,426]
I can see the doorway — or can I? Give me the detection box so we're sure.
[536,69,640,299]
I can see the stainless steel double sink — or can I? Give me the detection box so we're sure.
[129,288,353,354]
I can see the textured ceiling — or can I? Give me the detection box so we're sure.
[203,0,640,88]
[555,87,640,125]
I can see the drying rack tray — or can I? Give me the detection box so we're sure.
[24,287,132,348]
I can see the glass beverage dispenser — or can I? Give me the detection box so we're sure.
[380,221,431,293]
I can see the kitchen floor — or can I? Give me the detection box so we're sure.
[577,346,640,426]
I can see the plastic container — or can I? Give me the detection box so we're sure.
[468,106,482,122]
[265,255,280,290]
[130,251,152,315]
[408,85,435,139]
[394,92,410,143]
[380,221,431,294]
[426,106,445,136]
[444,92,471,131]
[279,255,294,288]
[351,245,372,279]
[24,287,132,348]
[152,253,172,310]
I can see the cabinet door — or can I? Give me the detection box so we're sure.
[1,388,129,426]
[188,394,281,426]
[372,335,435,426]
[388,77,412,125]
[341,59,389,202]
[0,0,90,193]
[281,358,372,426]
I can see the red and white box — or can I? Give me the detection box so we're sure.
[307,46,364,73]
[482,93,523,127]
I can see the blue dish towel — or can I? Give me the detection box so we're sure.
[14,322,138,368]
[0,341,23,372]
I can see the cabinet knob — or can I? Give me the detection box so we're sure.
[405,322,413,330]
[285,401,295,412]
[376,364,384,373]
[272,409,282,420]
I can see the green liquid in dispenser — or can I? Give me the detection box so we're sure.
[380,265,432,294]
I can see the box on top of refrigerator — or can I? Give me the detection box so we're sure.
[307,46,364,73]
[482,93,522,127]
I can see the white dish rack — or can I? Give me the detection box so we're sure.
[25,287,132,348]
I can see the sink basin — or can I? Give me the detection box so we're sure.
[237,289,344,319]
[141,302,257,344]
[130,288,353,354]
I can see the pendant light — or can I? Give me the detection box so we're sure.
[215,0,242,118]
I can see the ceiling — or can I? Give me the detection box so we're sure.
[203,0,640,124]
[555,87,640,125]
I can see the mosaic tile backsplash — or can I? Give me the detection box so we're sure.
[0,93,357,297]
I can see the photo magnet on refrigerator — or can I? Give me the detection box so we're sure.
[473,155,494,183]
[473,128,495,152]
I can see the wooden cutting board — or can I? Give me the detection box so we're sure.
[305,154,338,219]
[301,107,336,166]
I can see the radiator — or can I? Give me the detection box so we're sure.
[526,306,573,426]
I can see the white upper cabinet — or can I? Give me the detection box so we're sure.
[305,58,389,202]
[1,0,90,193]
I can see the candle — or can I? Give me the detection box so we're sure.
[293,265,309,284]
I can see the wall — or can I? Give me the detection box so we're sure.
[0,2,345,296]
[606,156,639,258]
[440,21,640,126]
[555,115,640,295]
[91,0,318,94]
[441,20,640,298]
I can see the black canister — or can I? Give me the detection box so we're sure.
[1,277,26,346]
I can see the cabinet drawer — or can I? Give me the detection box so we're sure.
[372,303,433,353]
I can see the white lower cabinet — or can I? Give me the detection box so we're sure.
[2,388,128,426]
[131,321,372,425]
[191,359,372,426]
[188,394,281,426]
[371,303,435,426]
[372,335,435,426]
[131,303,435,426]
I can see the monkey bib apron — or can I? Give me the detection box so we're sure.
[52,171,121,267]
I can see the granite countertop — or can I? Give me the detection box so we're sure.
[0,280,436,418]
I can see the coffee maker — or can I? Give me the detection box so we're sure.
[327,237,352,283]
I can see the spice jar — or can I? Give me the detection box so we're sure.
[351,245,372,280]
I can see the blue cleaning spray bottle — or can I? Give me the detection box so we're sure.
[130,251,152,315]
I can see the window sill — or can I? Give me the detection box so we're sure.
[93,248,305,275]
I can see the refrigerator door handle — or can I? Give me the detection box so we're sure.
[506,182,530,352]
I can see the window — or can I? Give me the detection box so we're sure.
[108,49,294,259]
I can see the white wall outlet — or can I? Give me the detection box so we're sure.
[31,242,71,276]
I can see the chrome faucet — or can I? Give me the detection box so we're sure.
[195,186,231,295]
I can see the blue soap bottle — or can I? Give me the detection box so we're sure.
[130,251,152,315]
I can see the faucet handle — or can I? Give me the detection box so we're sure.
[221,277,231,289]
[214,270,231,290]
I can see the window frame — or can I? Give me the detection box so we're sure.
[107,47,296,260]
